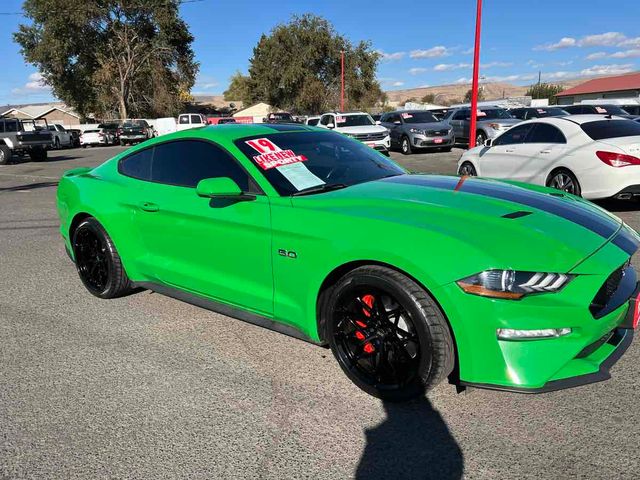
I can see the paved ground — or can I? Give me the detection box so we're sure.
[1,145,639,479]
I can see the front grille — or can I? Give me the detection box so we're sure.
[589,264,625,317]
[353,132,386,141]
[426,129,449,136]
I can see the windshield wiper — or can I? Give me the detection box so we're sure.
[291,183,349,196]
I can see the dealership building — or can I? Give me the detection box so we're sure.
[556,72,640,105]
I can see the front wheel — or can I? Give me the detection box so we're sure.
[475,131,487,147]
[458,161,477,176]
[546,169,581,196]
[401,136,412,155]
[323,265,455,402]
[72,218,132,298]
[0,145,11,165]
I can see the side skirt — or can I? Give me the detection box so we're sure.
[134,281,324,346]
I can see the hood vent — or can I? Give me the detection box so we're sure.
[502,211,532,219]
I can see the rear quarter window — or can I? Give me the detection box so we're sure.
[119,148,153,181]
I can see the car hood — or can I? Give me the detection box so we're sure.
[335,125,387,134]
[403,121,451,131]
[291,174,629,278]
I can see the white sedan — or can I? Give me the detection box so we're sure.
[457,115,640,200]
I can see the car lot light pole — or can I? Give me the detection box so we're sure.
[468,0,483,148]
[341,50,345,111]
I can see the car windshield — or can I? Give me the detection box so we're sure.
[336,114,374,127]
[581,120,640,140]
[269,113,293,121]
[595,105,629,115]
[536,108,568,116]
[235,131,405,196]
[401,111,439,123]
[84,130,99,133]
[478,109,513,120]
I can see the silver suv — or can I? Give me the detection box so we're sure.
[443,106,521,146]
[0,118,53,164]
[380,110,454,154]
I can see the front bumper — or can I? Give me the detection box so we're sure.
[411,134,454,148]
[435,234,638,393]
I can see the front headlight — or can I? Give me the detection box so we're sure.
[457,270,573,299]
[409,128,426,135]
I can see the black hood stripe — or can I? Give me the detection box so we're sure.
[383,175,622,241]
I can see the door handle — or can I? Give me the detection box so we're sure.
[139,201,159,212]
[540,149,551,154]
[505,148,515,153]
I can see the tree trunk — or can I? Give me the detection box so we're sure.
[118,94,127,120]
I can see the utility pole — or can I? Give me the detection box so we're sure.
[340,50,345,111]
[468,0,483,148]
[538,70,541,85]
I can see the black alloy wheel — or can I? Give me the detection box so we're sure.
[325,266,454,401]
[546,169,581,196]
[72,218,131,298]
[458,161,477,176]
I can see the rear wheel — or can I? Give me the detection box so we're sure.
[72,217,132,299]
[54,138,61,150]
[0,145,11,165]
[546,169,581,196]
[458,161,477,176]
[323,265,455,402]
[401,136,412,155]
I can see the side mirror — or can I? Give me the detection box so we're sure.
[484,138,493,147]
[196,177,254,200]
[375,120,381,125]
[326,123,335,129]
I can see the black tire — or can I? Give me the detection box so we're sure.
[82,145,87,149]
[400,136,412,155]
[475,131,487,147]
[72,217,132,299]
[322,265,455,402]
[0,145,11,165]
[546,168,581,196]
[120,140,126,146]
[458,161,477,176]
[54,138,61,150]
[29,148,47,162]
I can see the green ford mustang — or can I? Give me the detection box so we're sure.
[57,123,640,401]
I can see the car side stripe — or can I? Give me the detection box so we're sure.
[612,226,640,256]
[383,175,621,241]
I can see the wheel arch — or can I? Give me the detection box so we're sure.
[315,259,460,381]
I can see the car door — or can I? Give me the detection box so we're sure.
[516,123,570,185]
[122,139,274,315]
[385,114,402,145]
[450,109,469,140]
[478,123,535,179]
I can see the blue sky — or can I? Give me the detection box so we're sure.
[2,0,640,106]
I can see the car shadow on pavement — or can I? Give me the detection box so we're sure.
[594,199,640,213]
[355,396,463,480]
[0,181,59,192]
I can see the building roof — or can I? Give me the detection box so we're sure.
[232,102,272,117]
[0,102,80,119]
[556,72,640,97]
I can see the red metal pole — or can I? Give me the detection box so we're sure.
[341,50,345,111]
[468,0,483,148]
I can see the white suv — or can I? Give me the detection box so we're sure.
[317,112,390,155]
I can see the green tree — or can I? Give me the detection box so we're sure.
[464,88,485,103]
[421,93,435,103]
[14,0,198,119]
[223,71,254,103]
[244,14,384,113]
[526,83,565,105]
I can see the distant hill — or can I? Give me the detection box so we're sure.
[384,77,596,105]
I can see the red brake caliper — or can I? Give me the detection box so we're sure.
[355,295,376,353]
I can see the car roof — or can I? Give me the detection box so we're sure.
[143,123,320,144]
[515,114,628,127]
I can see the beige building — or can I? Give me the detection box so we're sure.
[0,103,81,126]
[233,102,273,121]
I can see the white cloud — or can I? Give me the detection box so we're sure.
[193,74,219,93]
[527,60,543,68]
[379,78,405,88]
[410,46,451,58]
[534,37,576,51]
[586,52,607,60]
[391,81,404,87]
[580,63,635,76]
[377,50,405,61]
[579,32,627,47]
[434,63,471,71]
[11,72,51,96]
[408,68,427,75]
[482,61,513,68]
[589,49,640,60]
[461,48,474,55]
[619,37,640,48]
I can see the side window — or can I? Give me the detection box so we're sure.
[190,114,203,124]
[151,140,251,191]
[379,114,388,123]
[493,124,533,146]
[178,115,189,124]
[526,123,566,144]
[119,148,153,181]
[6,120,18,132]
[0,121,4,133]
[453,110,469,120]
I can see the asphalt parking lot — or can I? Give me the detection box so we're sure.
[1,145,639,479]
